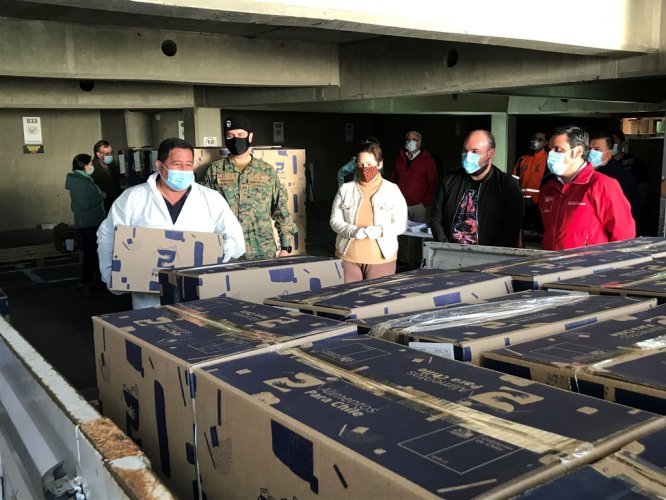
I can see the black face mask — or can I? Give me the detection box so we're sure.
[225,136,250,156]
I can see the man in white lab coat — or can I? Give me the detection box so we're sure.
[97,137,245,309]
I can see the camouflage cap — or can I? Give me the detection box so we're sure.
[223,114,253,134]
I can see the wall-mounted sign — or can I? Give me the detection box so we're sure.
[345,123,354,143]
[23,144,44,154]
[273,121,284,144]
[22,116,42,144]
[178,120,185,140]
[203,136,217,147]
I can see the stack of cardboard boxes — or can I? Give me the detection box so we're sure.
[93,312,666,498]
[252,148,308,255]
[483,302,666,414]
[93,236,666,496]
[105,225,343,304]
[355,290,656,364]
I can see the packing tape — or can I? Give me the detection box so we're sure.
[297,270,446,306]
[285,348,590,457]
[164,303,287,345]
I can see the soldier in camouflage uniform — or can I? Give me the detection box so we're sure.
[201,114,296,260]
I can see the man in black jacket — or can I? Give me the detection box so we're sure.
[430,129,524,247]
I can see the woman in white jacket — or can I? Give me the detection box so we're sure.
[330,138,408,283]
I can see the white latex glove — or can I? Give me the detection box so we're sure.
[365,225,383,240]
[222,238,236,263]
[354,227,368,240]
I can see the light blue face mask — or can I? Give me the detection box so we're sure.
[587,149,604,168]
[103,155,113,165]
[162,167,194,191]
[461,152,483,175]
[547,151,568,176]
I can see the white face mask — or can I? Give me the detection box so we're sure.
[547,151,568,176]
[84,165,94,175]
[405,140,418,153]
[611,144,619,156]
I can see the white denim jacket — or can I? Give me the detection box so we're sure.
[330,179,407,259]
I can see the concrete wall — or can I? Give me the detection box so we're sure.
[125,111,153,148]
[0,109,101,231]
[151,110,184,146]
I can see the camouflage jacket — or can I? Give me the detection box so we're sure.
[202,156,296,259]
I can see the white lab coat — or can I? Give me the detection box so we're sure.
[97,172,245,309]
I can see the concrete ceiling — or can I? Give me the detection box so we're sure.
[1,0,666,116]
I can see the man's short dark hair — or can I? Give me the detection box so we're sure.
[157,138,194,163]
[611,129,626,143]
[589,131,614,151]
[551,125,589,157]
[93,140,110,155]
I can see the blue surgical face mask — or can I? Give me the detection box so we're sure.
[161,166,194,191]
[611,144,619,156]
[587,149,604,168]
[103,155,113,165]
[461,152,483,175]
[405,140,418,153]
[547,151,568,176]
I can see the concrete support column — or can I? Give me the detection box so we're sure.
[657,116,666,237]
[124,111,153,148]
[182,107,222,147]
[491,113,516,173]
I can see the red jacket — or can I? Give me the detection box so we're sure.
[539,162,635,251]
[391,149,438,207]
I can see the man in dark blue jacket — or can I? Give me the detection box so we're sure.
[588,131,641,229]
[430,129,524,247]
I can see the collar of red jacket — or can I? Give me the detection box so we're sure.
[567,161,594,184]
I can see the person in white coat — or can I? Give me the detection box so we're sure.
[330,138,408,283]
[97,137,245,309]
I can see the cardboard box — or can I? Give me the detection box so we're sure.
[159,256,344,305]
[355,290,656,364]
[0,288,8,319]
[192,336,665,499]
[522,428,666,498]
[193,147,228,181]
[543,258,666,303]
[252,148,307,189]
[110,225,226,293]
[53,222,77,253]
[285,187,306,224]
[463,250,652,291]
[483,303,666,414]
[272,219,306,256]
[93,296,356,500]
[264,268,513,320]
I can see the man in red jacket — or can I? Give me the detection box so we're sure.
[391,131,438,223]
[539,125,635,251]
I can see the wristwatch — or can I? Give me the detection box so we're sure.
[280,245,292,253]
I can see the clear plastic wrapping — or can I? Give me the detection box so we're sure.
[368,293,589,339]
